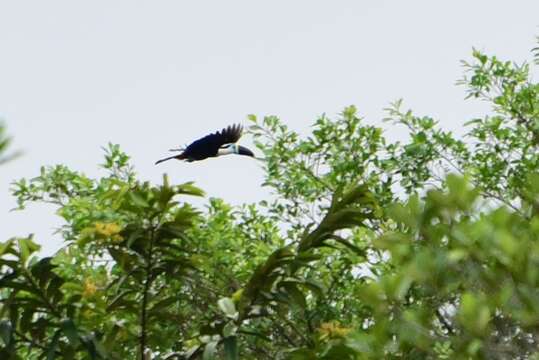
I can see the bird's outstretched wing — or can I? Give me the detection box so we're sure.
[214,124,243,146]
[190,124,243,148]
[179,124,244,161]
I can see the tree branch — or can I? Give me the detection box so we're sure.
[140,226,157,360]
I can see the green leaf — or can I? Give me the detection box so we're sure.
[300,280,325,298]
[81,333,107,360]
[128,192,150,208]
[149,296,178,313]
[222,322,237,338]
[281,282,306,309]
[46,330,62,360]
[287,348,317,360]
[203,340,219,360]
[345,332,372,354]
[321,343,358,359]
[61,319,80,347]
[458,293,491,335]
[175,182,205,197]
[223,336,238,360]
[0,320,12,347]
[107,290,136,311]
[218,297,238,319]
[17,237,40,264]
[0,239,15,257]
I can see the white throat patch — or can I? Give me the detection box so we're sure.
[217,144,237,156]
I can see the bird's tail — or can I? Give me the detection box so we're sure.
[155,154,183,165]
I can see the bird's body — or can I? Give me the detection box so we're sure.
[155,124,254,164]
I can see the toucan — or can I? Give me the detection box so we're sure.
[155,124,255,164]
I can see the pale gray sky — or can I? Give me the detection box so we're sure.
[1,1,538,255]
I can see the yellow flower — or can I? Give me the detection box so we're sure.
[82,279,98,298]
[93,222,123,242]
[318,321,352,340]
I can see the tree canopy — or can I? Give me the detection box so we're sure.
[1,42,539,359]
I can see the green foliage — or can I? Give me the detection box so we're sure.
[458,49,539,206]
[353,174,539,358]
[3,145,206,359]
[0,122,20,165]
[1,40,539,360]
[533,36,539,66]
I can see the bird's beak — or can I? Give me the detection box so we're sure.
[238,145,254,157]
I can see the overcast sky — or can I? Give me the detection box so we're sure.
[1,1,538,255]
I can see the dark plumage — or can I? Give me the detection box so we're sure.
[155,124,254,164]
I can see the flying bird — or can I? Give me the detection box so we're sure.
[155,124,254,164]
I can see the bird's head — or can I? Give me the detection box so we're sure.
[220,143,254,157]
